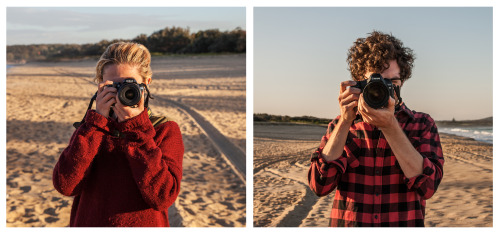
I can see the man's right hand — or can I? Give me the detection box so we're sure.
[95,80,117,119]
[338,80,361,123]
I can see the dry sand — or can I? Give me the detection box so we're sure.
[6,54,246,227]
[253,122,493,227]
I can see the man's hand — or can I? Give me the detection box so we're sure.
[95,81,117,118]
[321,80,361,162]
[357,93,397,130]
[359,92,424,178]
[111,91,145,123]
[338,80,361,123]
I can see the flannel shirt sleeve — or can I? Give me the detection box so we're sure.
[308,117,349,197]
[404,116,444,200]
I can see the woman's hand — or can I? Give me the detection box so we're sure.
[111,91,145,122]
[95,81,117,118]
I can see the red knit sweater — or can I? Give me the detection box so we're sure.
[53,109,184,227]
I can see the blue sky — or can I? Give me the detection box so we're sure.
[6,7,246,45]
[254,7,493,121]
[4,6,494,121]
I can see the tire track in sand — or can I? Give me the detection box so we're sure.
[158,97,246,184]
[263,168,320,227]
[254,142,328,227]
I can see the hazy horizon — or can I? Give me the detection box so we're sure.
[254,7,493,121]
[7,7,246,46]
[253,112,493,122]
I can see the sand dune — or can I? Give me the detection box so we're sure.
[6,55,246,227]
[253,123,492,227]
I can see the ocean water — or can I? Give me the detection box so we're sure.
[439,126,493,144]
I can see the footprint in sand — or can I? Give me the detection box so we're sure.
[45,216,60,223]
[20,186,31,193]
[43,208,57,216]
[25,218,39,224]
[7,179,18,188]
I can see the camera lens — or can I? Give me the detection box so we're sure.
[363,81,389,109]
[118,84,142,106]
[125,89,136,100]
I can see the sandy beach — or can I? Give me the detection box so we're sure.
[6,54,246,227]
[253,122,493,227]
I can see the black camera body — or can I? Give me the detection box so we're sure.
[73,78,152,128]
[106,78,145,106]
[352,73,394,109]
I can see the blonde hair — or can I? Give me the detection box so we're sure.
[94,42,153,83]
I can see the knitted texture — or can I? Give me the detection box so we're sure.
[53,109,184,227]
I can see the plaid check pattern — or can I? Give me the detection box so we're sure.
[308,103,444,227]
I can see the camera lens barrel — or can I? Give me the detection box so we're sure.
[355,73,394,109]
[363,81,390,109]
[116,79,143,106]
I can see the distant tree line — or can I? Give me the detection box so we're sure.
[254,113,331,125]
[7,26,246,63]
[435,116,493,127]
[255,113,494,127]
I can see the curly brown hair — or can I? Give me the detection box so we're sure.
[347,31,415,83]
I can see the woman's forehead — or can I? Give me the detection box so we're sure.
[102,64,142,83]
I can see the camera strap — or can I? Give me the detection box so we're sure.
[394,85,403,107]
[73,85,154,129]
[141,84,154,108]
[73,92,98,129]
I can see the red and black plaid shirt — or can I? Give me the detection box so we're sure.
[308,103,444,227]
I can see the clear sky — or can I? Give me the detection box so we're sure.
[7,7,246,45]
[254,7,493,121]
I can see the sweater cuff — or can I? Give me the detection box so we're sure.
[85,110,112,132]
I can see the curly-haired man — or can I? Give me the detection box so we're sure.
[308,31,444,227]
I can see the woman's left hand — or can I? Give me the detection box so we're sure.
[112,92,145,122]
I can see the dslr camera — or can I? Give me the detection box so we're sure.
[73,78,151,128]
[106,78,146,106]
[352,73,394,109]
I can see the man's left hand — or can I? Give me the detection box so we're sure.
[358,94,397,130]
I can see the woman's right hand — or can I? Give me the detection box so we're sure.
[95,81,117,118]
[338,80,361,123]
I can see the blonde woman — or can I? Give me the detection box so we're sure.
[53,42,184,227]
